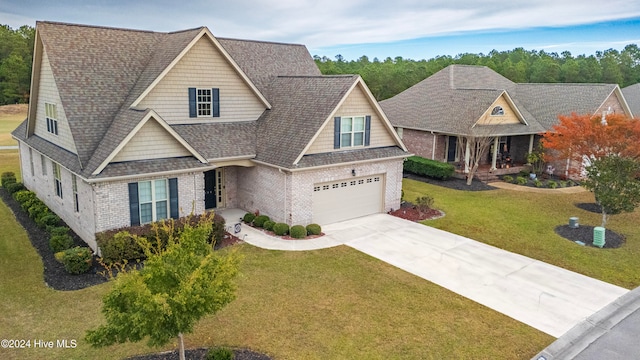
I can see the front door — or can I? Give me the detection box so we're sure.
[447,136,457,162]
[204,170,217,209]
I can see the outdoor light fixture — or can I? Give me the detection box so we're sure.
[352,169,356,176]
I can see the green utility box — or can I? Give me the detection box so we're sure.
[593,227,606,248]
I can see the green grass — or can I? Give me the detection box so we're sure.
[0,198,551,360]
[403,178,640,289]
[0,105,26,146]
[0,151,21,182]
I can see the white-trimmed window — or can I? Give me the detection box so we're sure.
[197,88,212,117]
[41,154,47,175]
[53,162,62,198]
[138,179,168,224]
[341,116,366,147]
[72,175,79,212]
[45,103,59,135]
[491,106,504,116]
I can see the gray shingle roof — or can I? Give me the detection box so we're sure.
[381,65,617,136]
[622,83,640,117]
[254,75,358,168]
[296,146,407,168]
[22,22,405,180]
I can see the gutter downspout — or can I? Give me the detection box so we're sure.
[430,131,437,160]
[279,168,287,224]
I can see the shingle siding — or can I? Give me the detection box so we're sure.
[137,37,266,124]
[112,119,191,162]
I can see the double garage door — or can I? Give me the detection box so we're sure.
[312,174,384,224]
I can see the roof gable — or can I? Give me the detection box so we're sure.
[474,92,527,126]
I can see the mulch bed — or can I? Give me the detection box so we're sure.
[0,188,243,291]
[403,172,496,191]
[555,224,625,248]
[127,348,272,360]
[575,202,603,214]
[389,201,444,222]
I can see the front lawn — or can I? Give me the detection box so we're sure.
[0,196,552,360]
[403,178,640,289]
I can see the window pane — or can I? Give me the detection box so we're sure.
[341,133,351,147]
[156,200,168,220]
[138,181,152,202]
[341,118,352,132]
[155,180,167,200]
[140,203,153,224]
[354,132,364,146]
[354,117,365,131]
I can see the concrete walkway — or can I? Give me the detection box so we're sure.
[218,209,628,338]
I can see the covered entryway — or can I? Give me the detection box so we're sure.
[312,174,384,224]
[204,169,225,209]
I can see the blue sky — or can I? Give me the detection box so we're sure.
[1,1,639,60]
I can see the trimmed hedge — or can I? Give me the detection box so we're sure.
[1,171,16,188]
[263,220,275,231]
[97,230,145,265]
[5,182,25,194]
[273,223,289,236]
[290,225,307,239]
[253,215,270,228]
[404,156,455,180]
[306,223,322,236]
[61,247,93,274]
[206,347,234,360]
[243,212,256,224]
[49,234,74,252]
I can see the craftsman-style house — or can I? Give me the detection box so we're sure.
[12,22,408,250]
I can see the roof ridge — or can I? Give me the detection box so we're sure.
[37,20,159,34]
[518,83,616,86]
[217,37,306,47]
[276,74,356,78]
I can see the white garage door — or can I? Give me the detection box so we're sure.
[312,175,384,224]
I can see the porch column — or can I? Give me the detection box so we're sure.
[464,141,470,173]
[528,134,535,154]
[491,136,499,170]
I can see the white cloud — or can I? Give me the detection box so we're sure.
[0,0,639,48]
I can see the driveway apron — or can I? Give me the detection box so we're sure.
[322,214,628,338]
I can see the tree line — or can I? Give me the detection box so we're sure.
[0,24,34,105]
[314,45,640,101]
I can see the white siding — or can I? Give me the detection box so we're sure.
[33,50,77,153]
[137,36,266,124]
[112,119,191,162]
[306,85,396,154]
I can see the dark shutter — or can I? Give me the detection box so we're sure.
[334,117,341,149]
[364,115,371,146]
[212,88,220,117]
[188,88,197,118]
[168,178,179,219]
[128,182,140,226]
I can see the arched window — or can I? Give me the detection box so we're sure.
[491,106,504,116]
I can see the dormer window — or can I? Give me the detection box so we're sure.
[491,106,504,116]
[189,88,220,118]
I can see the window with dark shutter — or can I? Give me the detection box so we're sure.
[169,178,179,219]
[128,182,140,226]
[212,88,220,117]
[334,117,341,149]
[364,115,371,146]
[188,88,197,118]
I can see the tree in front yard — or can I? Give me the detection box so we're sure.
[582,155,640,227]
[85,214,241,360]
[542,113,640,227]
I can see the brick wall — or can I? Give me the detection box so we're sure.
[402,129,437,159]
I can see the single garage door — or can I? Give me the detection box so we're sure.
[312,174,384,224]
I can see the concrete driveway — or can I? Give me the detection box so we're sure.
[322,214,628,338]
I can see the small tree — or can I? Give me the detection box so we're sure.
[457,130,497,185]
[85,214,241,360]
[582,155,640,227]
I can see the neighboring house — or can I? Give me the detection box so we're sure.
[381,65,633,177]
[622,83,640,117]
[12,21,408,251]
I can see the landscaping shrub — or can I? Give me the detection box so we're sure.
[48,226,70,236]
[61,246,93,274]
[534,179,543,188]
[415,195,434,213]
[404,156,455,180]
[211,213,226,245]
[306,223,322,236]
[243,212,255,224]
[273,223,289,236]
[49,234,74,252]
[290,225,307,239]
[263,220,275,231]
[5,181,25,194]
[502,175,513,183]
[54,251,65,263]
[206,347,234,360]
[559,180,568,188]
[1,171,16,188]
[547,180,558,189]
[21,196,42,212]
[36,213,61,229]
[12,189,35,204]
[253,215,270,228]
[516,176,527,185]
[28,203,49,222]
[97,230,145,264]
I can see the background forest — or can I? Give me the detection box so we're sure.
[0,24,639,104]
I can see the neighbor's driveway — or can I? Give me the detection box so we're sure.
[322,214,628,338]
